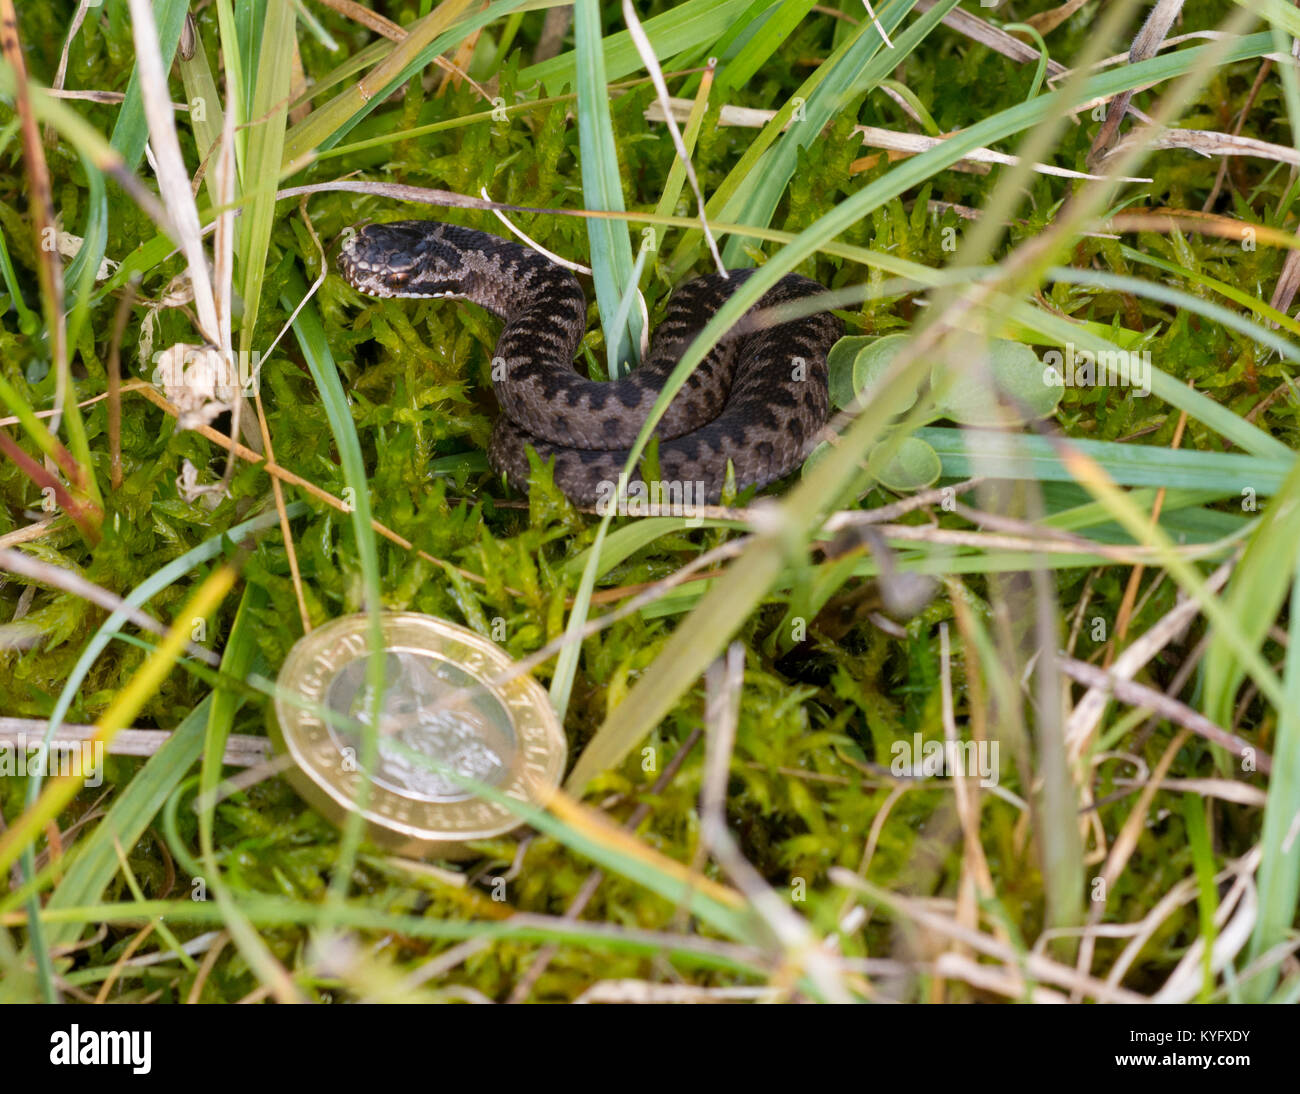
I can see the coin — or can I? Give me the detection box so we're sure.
[268,612,566,858]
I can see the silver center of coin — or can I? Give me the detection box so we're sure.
[324,650,516,803]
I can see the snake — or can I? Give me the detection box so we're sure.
[337,221,842,506]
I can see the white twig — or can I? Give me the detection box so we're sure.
[478,186,592,274]
[860,0,894,48]
[126,0,220,344]
[623,0,725,275]
[0,717,267,765]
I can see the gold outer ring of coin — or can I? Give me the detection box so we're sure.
[267,611,566,859]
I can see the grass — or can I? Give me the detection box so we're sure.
[0,0,1297,1004]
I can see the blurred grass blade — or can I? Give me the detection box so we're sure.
[39,698,214,954]
[195,580,301,1003]
[0,565,238,878]
[1243,552,1300,1000]
[918,428,1292,494]
[1202,457,1300,740]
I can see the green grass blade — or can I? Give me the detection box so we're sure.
[1244,552,1300,1000]
[280,0,484,165]
[718,0,816,91]
[522,0,754,92]
[40,697,213,954]
[237,0,294,352]
[1002,294,1288,461]
[1202,456,1300,742]
[917,427,1292,494]
[574,0,642,374]
[282,267,387,912]
[1182,794,1220,1003]
[177,16,227,211]
[66,0,189,295]
[722,0,948,264]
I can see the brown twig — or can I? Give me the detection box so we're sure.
[1,0,69,441]
[1106,398,1189,665]
[1087,0,1186,168]
[0,430,101,544]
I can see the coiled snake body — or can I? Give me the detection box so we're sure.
[338,221,841,505]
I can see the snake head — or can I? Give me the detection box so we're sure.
[337,220,471,300]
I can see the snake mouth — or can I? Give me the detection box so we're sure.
[388,282,466,299]
[338,251,461,301]
[344,276,466,301]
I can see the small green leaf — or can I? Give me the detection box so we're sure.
[933,338,1059,426]
[872,435,941,491]
[801,439,837,479]
[826,335,872,409]
[853,334,919,414]
[827,333,920,413]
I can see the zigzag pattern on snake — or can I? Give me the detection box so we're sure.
[337,221,842,505]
